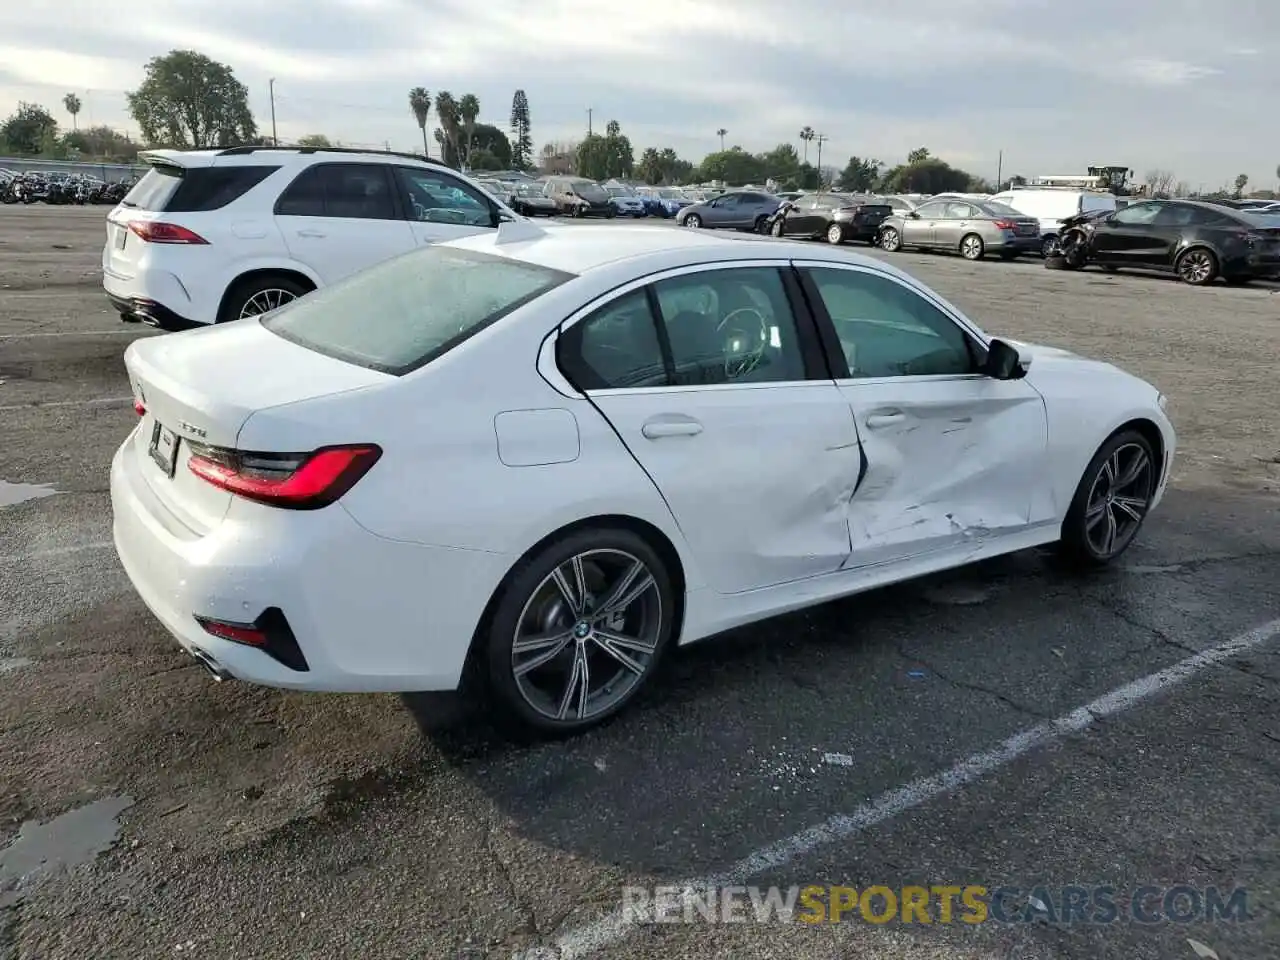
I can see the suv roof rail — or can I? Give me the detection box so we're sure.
[216,145,447,166]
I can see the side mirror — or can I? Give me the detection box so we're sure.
[907,211,920,219]
[492,207,515,227]
[984,338,1030,380]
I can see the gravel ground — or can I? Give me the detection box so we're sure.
[1,205,1277,960]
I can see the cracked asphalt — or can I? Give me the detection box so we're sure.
[1,205,1278,960]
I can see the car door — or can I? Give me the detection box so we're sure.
[795,261,1050,567]
[555,263,861,594]
[1149,202,1215,267]
[935,201,975,249]
[393,166,499,246]
[1090,201,1163,266]
[706,193,741,227]
[785,196,821,235]
[902,200,944,247]
[274,162,414,285]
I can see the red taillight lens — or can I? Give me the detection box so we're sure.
[188,444,382,509]
[993,219,1016,230]
[128,221,208,244]
[196,617,267,646]
[133,399,146,416]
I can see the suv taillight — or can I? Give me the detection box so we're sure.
[128,221,208,244]
[187,443,382,509]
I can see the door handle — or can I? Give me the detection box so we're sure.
[296,229,326,238]
[641,418,703,439]
[865,411,905,429]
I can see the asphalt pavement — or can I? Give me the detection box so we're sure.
[1,205,1277,960]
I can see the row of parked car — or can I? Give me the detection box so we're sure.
[474,175,703,220]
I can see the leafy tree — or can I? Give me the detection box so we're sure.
[408,87,431,158]
[127,50,257,148]
[61,125,138,161]
[879,156,972,194]
[509,90,532,171]
[577,121,634,180]
[575,135,610,180]
[63,93,81,131]
[296,133,332,147]
[470,123,511,168]
[636,147,692,185]
[458,93,480,166]
[1,102,58,155]
[434,91,461,167]
[1232,173,1248,198]
[906,146,931,164]
[837,156,882,192]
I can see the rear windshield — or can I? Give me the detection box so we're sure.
[262,246,575,375]
[121,163,278,212]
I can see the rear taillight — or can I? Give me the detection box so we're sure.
[128,221,208,244]
[133,399,146,416]
[187,443,382,509]
[993,219,1016,230]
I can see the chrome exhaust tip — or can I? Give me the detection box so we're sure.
[189,647,234,682]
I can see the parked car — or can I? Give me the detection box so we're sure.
[111,220,1174,736]
[769,193,894,245]
[636,186,692,217]
[1055,199,1280,285]
[878,198,1042,260]
[989,188,1118,257]
[102,146,520,330]
[507,180,559,217]
[543,176,616,218]
[676,189,780,232]
[603,184,648,217]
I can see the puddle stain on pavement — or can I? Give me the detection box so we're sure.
[0,481,59,508]
[0,795,134,906]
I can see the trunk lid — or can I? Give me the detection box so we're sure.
[124,319,392,532]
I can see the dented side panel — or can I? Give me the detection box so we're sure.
[838,376,1049,568]
[590,382,859,594]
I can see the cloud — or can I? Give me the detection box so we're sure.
[0,0,1276,186]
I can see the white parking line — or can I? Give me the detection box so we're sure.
[0,396,133,412]
[550,617,1280,958]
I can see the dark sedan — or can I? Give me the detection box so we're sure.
[507,181,559,217]
[1058,199,1280,285]
[770,193,893,245]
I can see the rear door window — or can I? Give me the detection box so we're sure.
[262,246,574,374]
[275,163,397,220]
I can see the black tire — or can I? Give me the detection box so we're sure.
[879,226,902,252]
[826,222,845,245]
[959,233,985,261]
[1058,429,1158,566]
[479,527,677,738]
[217,274,312,324]
[683,214,702,228]
[1041,235,1060,258]
[1175,246,1218,285]
[754,215,769,234]
[606,208,617,219]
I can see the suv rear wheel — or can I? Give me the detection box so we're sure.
[218,274,313,323]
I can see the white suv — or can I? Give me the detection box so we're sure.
[102,146,519,329]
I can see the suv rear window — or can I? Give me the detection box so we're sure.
[121,163,278,212]
[262,246,575,375]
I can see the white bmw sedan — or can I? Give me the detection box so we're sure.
[112,222,1175,736]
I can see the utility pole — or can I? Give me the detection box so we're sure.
[268,78,278,146]
[996,149,1003,190]
[587,107,593,137]
[814,134,828,186]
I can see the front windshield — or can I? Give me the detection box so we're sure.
[516,183,544,196]
[575,183,607,200]
[606,186,633,197]
[658,189,685,199]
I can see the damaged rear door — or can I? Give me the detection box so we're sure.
[795,261,1049,567]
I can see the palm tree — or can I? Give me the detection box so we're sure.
[458,94,480,168]
[434,91,460,167]
[716,128,727,151]
[799,127,815,164]
[408,87,431,158]
[63,93,82,132]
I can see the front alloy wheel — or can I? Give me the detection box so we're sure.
[483,530,675,736]
[1059,431,1157,565]
[683,214,702,228]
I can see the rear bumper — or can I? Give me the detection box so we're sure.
[110,435,514,693]
[993,235,1043,255]
[103,263,209,327]
[107,292,197,330]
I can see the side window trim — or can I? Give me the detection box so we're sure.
[392,165,495,225]
[791,260,990,382]
[544,259,827,396]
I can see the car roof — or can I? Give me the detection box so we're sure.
[441,222,895,276]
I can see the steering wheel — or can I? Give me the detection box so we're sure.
[715,306,769,380]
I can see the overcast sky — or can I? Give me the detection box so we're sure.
[2,0,1277,188]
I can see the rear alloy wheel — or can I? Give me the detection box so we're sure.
[220,275,311,323]
[879,227,902,252]
[482,529,675,737]
[1058,430,1157,565]
[960,233,985,260]
[1175,247,1218,286]
[683,214,702,228]
[1042,235,1060,258]
[826,222,845,245]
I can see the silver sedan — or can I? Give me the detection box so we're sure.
[878,198,1042,260]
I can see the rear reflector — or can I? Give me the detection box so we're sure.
[197,618,267,646]
[128,221,208,244]
[187,443,382,510]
